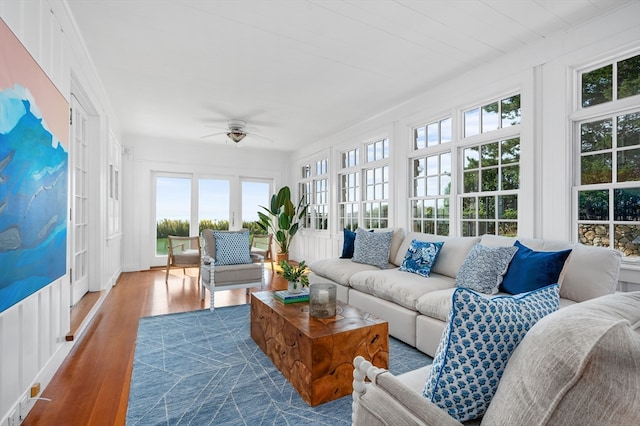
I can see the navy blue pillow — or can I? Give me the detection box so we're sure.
[340,228,357,258]
[500,240,572,294]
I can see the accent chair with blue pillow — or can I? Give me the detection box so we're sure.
[200,228,264,311]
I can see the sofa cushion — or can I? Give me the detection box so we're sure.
[308,258,380,287]
[353,228,394,269]
[455,244,518,294]
[377,227,406,266]
[349,269,454,311]
[393,233,480,278]
[483,291,640,425]
[416,288,576,322]
[422,285,560,422]
[500,240,572,294]
[399,240,444,277]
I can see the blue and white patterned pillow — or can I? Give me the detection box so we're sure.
[212,231,252,266]
[455,244,518,294]
[422,284,560,422]
[351,228,394,269]
[399,240,444,277]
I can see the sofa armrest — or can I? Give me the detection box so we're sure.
[352,356,462,426]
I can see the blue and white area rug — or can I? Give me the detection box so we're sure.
[127,304,432,425]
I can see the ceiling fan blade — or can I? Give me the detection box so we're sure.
[246,132,274,143]
[200,131,227,139]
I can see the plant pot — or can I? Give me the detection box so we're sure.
[287,281,302,294]
[277,252,289,263]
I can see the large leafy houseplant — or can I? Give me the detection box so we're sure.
[257,186,309,256]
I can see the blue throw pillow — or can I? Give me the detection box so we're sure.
[399,240,444,277]
[422,284,560,422]
[352,228,393,269]
[340,228,357,258]
[501,241,572,295]
[455,244,518,294]
[212,231,252,266]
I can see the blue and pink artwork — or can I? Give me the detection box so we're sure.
[0,19,69,313]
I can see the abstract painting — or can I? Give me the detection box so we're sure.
[0,18,69,313]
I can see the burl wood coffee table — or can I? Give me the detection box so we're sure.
[250,291,388,406]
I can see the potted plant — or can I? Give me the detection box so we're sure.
[257,186,309,261]
[277,260,309,294]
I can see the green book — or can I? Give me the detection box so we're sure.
[274,290,310,304]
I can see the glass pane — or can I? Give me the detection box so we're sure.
[367,143,375,162]
[481,168,499,192]
[498,221,518,237]
[199,179,230,230]
[302,165,310,178]
[464,170,479,193]
[501,165,520,190]
[617,112,640,148]
[411,199,422,218]
[241,180,269,231]
[424,221,435,234]
[618,148,640,182]
[464,147,479,169]
[579,190,609,220]
[415,126,426,150]
[501,95,521,127]
[581,119,612,152]
[617,54,640,100]
[482,102,499,132]
[156,177,191,255]
[582,64,613,107]
[613,224,639,258]
[436,221,450,235]
[424,199,436,219]
[462,221,476,237]
[481,142,499,167]
[440,174,451,195]
[578,223,609,248]
[581,153,612,184]
[478,196,495,219]
[501,138,520,164]
[479,221,495,235]
[462,197,476,219]
[412,221,422,232]
[426,156,438,175]
[414,177,425,197]
[414,158,425,176]
[614,188,640,221]
[427,123,439,147]
[441,152,451,174]
[437,198,450,218]
[441,118,452,143]
[498,195,518,219]
[465,108,480,137]
[427,176,438,196]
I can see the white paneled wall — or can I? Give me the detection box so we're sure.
[0,1,121,423]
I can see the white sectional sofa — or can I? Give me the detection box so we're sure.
[309,229,622,357]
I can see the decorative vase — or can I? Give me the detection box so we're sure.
[287,281,302,294]
[277,252,289,263]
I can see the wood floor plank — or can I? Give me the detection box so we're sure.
[23,267,282,425]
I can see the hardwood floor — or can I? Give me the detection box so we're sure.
[23,266,285,426]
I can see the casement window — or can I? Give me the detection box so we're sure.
[299,158,329,230]
[573,53,640,260]
[460,95,521,237]
[338,139,390,231]
[410,117,452,235]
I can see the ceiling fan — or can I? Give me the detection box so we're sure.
[201,119,272,144]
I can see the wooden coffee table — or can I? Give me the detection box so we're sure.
[250,291,388,406]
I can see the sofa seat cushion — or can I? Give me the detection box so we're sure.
[349,269,455,311]
[202,262,262,286]
[309,258,381,287]
[416,288,577,322]
[483,291,640,425]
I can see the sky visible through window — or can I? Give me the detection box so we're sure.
[156,177,268,223]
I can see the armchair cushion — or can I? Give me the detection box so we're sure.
[423,284,560,422]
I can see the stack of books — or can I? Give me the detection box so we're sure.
[274,289,310,304]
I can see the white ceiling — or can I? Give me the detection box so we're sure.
[65,0,630,151]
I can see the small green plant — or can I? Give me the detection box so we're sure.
[277,260,309,289]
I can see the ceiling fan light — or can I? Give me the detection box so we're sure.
[227,131,246,143]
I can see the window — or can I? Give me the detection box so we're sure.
[460,138,520,237]
[410,117,452,235]
[299,157,329,230]
[338,139,390,230]
[464,95,521,137]
[574,53,639,260]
